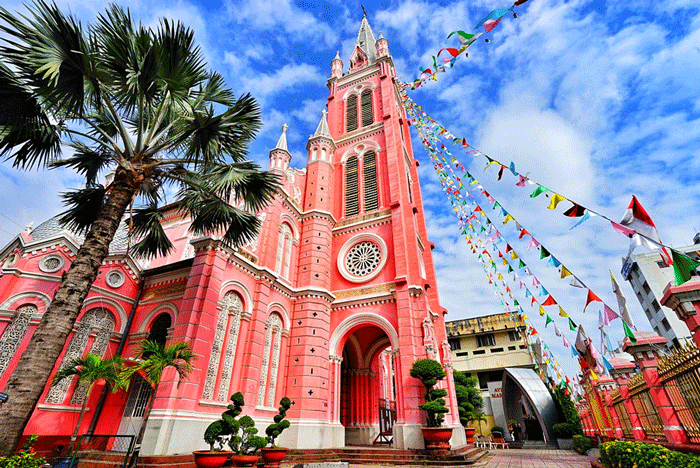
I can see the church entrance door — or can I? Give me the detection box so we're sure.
[339,324,396,446]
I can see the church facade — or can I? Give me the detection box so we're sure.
[0,17,464,454]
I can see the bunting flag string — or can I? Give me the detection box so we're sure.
[405,1,530,90]
[411,105,578,387]
[404,92,618,383]
[399,87,698,286]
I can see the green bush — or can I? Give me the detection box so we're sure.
[553,422,575,439]
[491,425,505,435]
[0,435,47,468]
[554,387,583,436]
[411,359,449,427]
[572,435,592,454]
[453,371,483,428]
[600,441,700,468]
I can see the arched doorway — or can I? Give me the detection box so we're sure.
[339,324,397,446]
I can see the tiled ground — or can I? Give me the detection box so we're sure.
[475,449,593,468]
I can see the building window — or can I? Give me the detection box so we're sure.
[345,156,359,216]
[274,224,293,279]
[477,334,496,347]
[0,305,36,377]
[662,318,671,332]
[361,89,373,127]
[147,313,171,348]
[346,95,358,132]
[363,151,378,212]
[490,347,504,353]
[642,281,652,295]
[202,292,244,401]
[448,338,461,350]
[46,308,115,404]
[257,313,284,407]
[508,330,520,341]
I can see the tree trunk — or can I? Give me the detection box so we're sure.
[0,171,140,456]
[128,382,159,468]
[69,384,92,455]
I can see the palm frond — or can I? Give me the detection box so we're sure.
[50,141,113,185]
[154,19,206,101]
[0,1,93,117]
[52,353,123,388]
[202,161,280,213]
[128,204,173,259]
[128,340,193,387]
[58,186,107,235]
[0,62,63,169]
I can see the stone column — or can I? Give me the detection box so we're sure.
[624,332,689,444]
[609,356,645,440]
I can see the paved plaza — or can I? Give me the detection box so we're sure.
[475,449,593,468]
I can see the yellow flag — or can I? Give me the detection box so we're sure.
[558,306,568,317]
[503,214,515,224]
[560,265,572,279]
[547,193,566,210]
[497,273,503,280]
[523,314,529,320]
[511,251,519,260]
[503,258,509,266]
[485,159,498,170]
[539,306,546,316]
[591,370,599,381]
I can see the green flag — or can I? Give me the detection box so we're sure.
[508,265,514,273]
[672,250,700,286]
[568,318,577,331]
[513,300,519,306]
[530,186,549,198]
[540,246,551,259]
[519,259,526,268]
[623,320,637,344]
[545,315,554,327]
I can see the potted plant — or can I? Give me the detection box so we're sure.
[228,414,267,467]
[193,393,242,468]
[260,397,292,468]
[410,358,452,450]
[553,422,575,450]
[453,371,483,445]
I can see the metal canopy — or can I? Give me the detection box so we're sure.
[501,367,557,444]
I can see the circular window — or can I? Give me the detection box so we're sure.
[39,255,64,273]
[3,253,17,269]
[106,270,125,288]
[337,233,388,283]
[345,242,381,276]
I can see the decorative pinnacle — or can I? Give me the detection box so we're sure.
[362,5,367,17]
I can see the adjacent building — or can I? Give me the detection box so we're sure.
[622,235,700,347]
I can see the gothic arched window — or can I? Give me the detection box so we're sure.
[345,156,359,217]
[46,308,115,404]
[346,95,358,133]
[257,312,284,407]
[147,313,172,347]
[274,223,293,279]
[363,150,378,212]
[202,292,244,401]
[0,304,36,378]
[361,89,373,127]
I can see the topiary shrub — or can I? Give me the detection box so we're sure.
[491,425,505,436]
[453,371,483,429]
[552,422,575,439]
[600,441,700,468]
[554,387,583,436]
[410,359,449,427]
[572,435,592,454]
[203,391,245,451]
[265,397,292,447]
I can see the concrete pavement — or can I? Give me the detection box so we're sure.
[475,449,593,467]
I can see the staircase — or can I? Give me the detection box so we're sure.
[76,446,487,468]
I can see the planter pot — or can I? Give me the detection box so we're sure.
[464,427,476,445]
[421,427,453,451]
[556,438,574,450]
[193,451,232,468]
[231,454,259,467]
[261,447,288,468]
[53,456,79,468]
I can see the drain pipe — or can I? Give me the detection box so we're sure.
[87,279,146,435]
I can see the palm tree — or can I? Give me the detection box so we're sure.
[120,341,193,468]
[0,2,279,455]
[51,354,124,454]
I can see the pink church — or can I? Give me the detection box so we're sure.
[0,16,465,454]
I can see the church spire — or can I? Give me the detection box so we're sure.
[274,123,289,151]
[270,124,291,171]
[354,12,377,65]
[313,110,331,137]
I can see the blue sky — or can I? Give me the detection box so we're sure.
[1,0,699,380]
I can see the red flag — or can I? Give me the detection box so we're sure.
[620,196,672,264]
[584,289,602,312]
[541,295,557,306]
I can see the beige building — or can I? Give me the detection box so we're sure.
[446,313,536,435]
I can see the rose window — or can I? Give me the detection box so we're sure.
[345,241,382,277]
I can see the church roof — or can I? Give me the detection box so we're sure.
[273,124,289,152]
[30,215,132,252]
[313,110,331,137]
[354,14,377,64]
